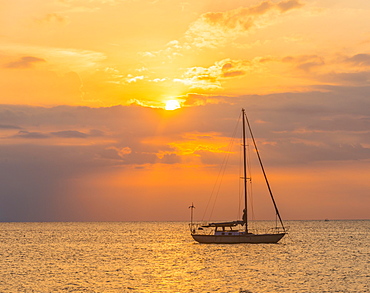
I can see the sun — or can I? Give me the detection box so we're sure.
[165,100,181,110]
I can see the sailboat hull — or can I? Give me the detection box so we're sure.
[191,233,285,244]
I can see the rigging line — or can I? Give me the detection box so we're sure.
[208,113,241,221]
[202,140,231,221]
[203,112,242,222]
[249,179,255,221]
[243,111,286,232]
[275,213,278,230]
[201,155,225,222]
[208,147,230,221]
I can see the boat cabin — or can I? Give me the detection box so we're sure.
[202,220,245,236]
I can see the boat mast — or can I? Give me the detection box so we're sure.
[242,109,248,233]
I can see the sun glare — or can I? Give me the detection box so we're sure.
[165,100,181,110]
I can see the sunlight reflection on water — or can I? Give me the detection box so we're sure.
[0,221,369,292]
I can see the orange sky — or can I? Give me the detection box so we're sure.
[0,0,370,221]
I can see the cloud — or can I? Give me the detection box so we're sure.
[139,40,184,61]
[174,64,222,90]
[124,75,145,83]
[5,56,46,69]
[1,93,369,221]
[50,130,88,138]
[182,93,228,106]
[344,53,370,67]
[321,71,370,86]
[11,129,105,140]
[327,53,370,85]
[175,58,259,90]
[137,0,305,64]
[99,146,132,160]
[277,0,304,13]
[36,13,69,25]
[0,105,179,165]
[0,124,21,129]
[278,52,370,87]
[282,55,325,72]
[13,130,49,139]
[185,0,305,48]
[1,43,106,72]
[0,143,117,221]
[89,129,105,136]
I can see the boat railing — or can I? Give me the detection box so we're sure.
[190,222,242,235]
[189,222,214,235]
[248,226,287,235]
[190,222,287,235]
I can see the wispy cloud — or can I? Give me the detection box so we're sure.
[344,54,370,67]
[282,55,325,72]
[1,43,106,72]
[277,0,304,13]
[184,0,305,48]
[283,52,370,87]
[5,56,46,69]
[0,124,22,129]
[11,129,105,140]
[50,130,89,138]
[13,130,49,139]
[174,58,264,90]
[36,13,69,25]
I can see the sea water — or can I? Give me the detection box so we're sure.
[0,221,368,292]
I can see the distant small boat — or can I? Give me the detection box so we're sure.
[190,109,286,244]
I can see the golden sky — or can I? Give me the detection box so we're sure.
[1,0,370,221]
[2,0,370,107]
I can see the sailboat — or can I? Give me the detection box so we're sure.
[190,109,286,244]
